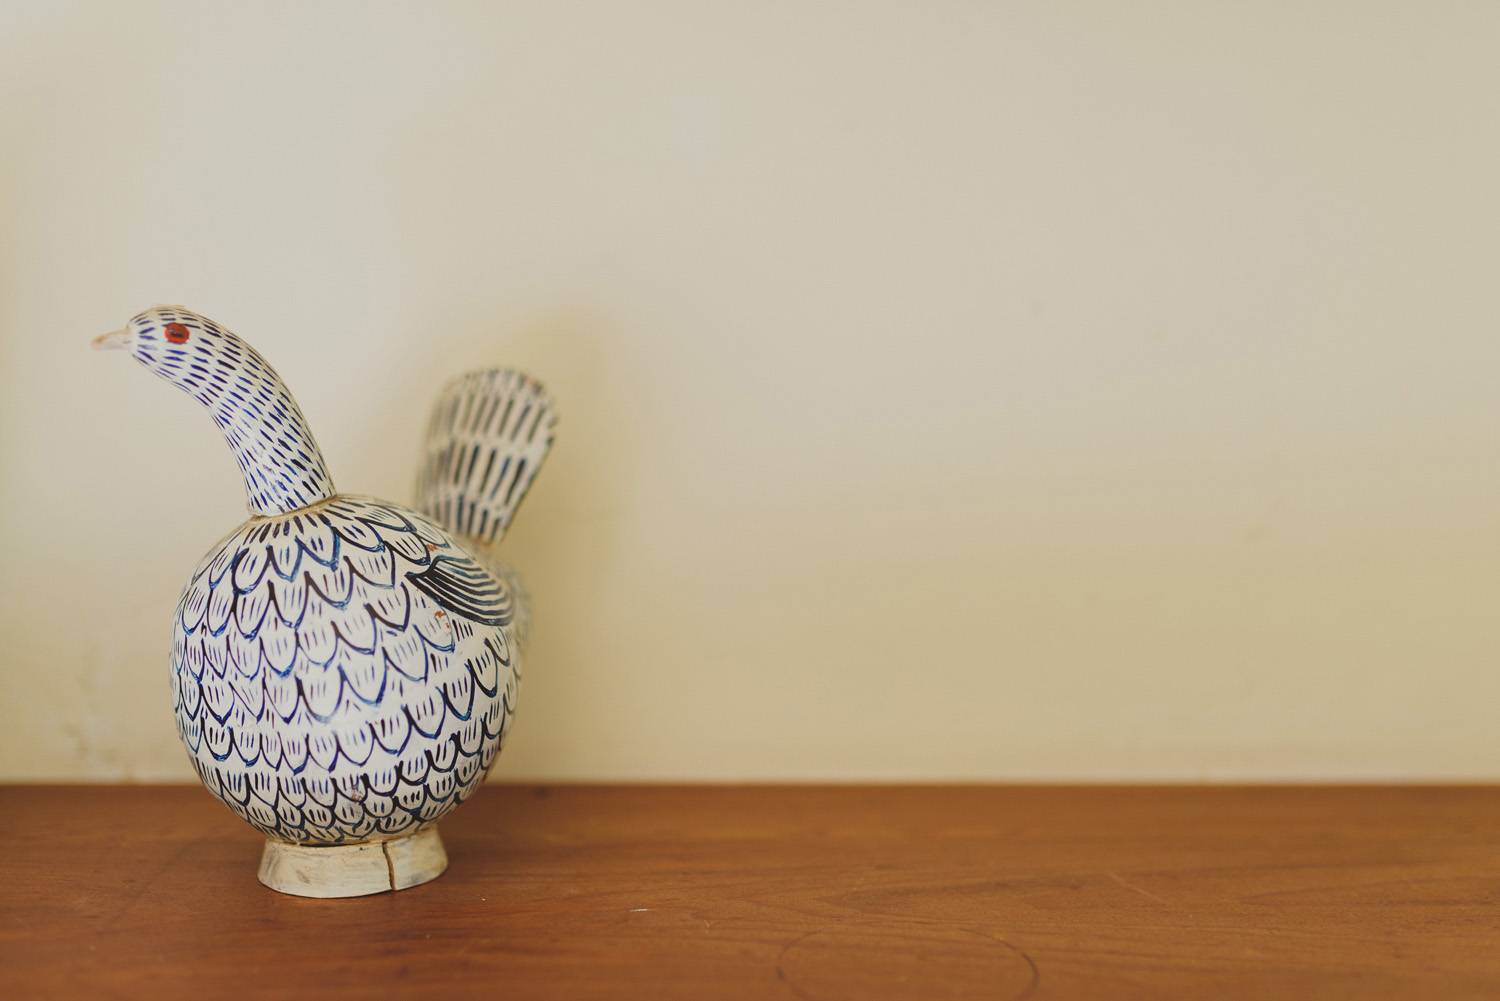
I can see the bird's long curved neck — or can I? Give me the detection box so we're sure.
[190,345,337,517]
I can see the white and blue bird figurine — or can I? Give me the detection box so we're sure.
[94,306,556,897]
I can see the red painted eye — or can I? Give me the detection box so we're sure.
[165,322,190,344]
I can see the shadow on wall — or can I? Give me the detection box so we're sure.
[488,311,638,777]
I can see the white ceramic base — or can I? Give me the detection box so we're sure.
[257,828,449,898]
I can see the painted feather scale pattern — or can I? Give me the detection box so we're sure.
[171,495,522,845]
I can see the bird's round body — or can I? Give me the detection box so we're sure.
[97,305,556,894]
[173,495,521,846]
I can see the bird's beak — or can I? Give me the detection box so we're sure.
[93,328,132,351]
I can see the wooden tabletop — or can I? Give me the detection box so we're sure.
[1,785,1497,999]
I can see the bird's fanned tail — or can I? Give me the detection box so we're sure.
[415,369,556,547]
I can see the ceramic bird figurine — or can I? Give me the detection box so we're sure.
[94,306,555,897]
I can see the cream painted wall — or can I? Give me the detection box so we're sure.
[2,2,1499,782]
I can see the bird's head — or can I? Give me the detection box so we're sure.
[93,306,250,392]
[94,304,339,516]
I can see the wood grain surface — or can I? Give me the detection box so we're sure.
[1,785,1497,1000]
